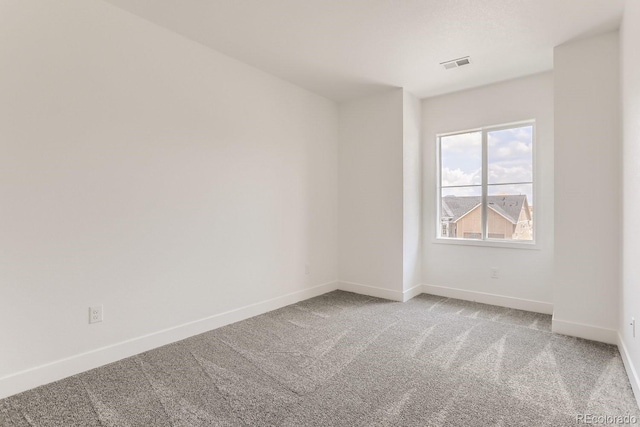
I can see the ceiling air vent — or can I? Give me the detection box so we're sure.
[441,56,471,70]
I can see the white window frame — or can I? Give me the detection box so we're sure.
[435,120,539,250]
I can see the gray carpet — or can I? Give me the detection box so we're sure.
[1,291,638,426]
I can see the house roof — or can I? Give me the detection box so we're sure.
[441,195,528,224]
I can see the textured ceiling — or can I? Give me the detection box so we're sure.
[103,0,625,101]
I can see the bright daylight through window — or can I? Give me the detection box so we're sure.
[438,122,534,243]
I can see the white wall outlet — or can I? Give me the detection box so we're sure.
[631,317,636,338]
[490,268,499,279]
[89,305,103,324]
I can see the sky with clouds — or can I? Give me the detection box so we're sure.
[441,126,533,205]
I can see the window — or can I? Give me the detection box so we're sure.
[437,122,534,244]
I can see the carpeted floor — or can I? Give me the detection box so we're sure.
[1,291,638,426]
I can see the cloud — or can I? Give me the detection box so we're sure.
[488,126,533,161]
[492,141,532,159]
[441,132,481,155]
[442,186,481,197]
[442,167,481,186]
[488,162,532,183]
[441,125,535,203]
[441,132,482,177]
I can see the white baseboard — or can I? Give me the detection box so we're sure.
[8,279,632,406]
[421,284,553,315]
[337,281,404,302]
[551,316,618,344]
[402,284,423,302]
[0,281,339,400]
[618,333,640,408]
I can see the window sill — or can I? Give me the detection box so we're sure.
[432,237,541,250]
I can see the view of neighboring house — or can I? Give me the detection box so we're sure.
[441,195,533,240]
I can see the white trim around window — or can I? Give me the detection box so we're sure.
[434,120,540,250]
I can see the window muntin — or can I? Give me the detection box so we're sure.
[438,122,534,243]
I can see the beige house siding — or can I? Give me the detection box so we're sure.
[455,205,481,238]
[513,204,533,240]
[454,205,517,239]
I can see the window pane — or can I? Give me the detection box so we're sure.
[488,126,533,185]
[440,132,482,187]
[441,186,482,239]
[487,184,533,241]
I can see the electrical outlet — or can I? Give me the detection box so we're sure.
[632,317,636,338]
[89,305,103,324]
[490,268,499,279]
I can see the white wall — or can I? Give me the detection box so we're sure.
[403,91,422,293]
[0,0,338,396]
[338,89,404,297]
[620,0,640,401]
[421,73,555,310]
[553,31,620,341]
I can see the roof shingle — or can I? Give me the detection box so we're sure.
[441,195,528,224]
